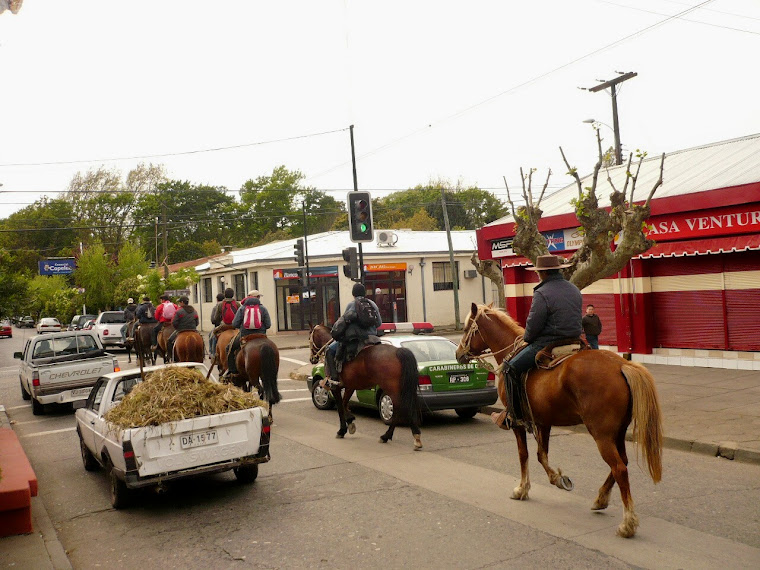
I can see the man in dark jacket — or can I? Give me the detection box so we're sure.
[582,304,602,349]
[503,255,582,431]
[166,296,199,361]
[208,292,225,356]
[135,296,157,324]
[121,298,138,343]
[223,290,272,379]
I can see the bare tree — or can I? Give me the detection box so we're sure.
[470,251,505,309]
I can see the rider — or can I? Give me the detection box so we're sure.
[166,296,199,360]
[151,294,178,351]
[135,296,157,325]
[208,292,225,355]
[121,297,137,343]
[500,254,582,431]
[222,290,271,380]
[324,282,382,388]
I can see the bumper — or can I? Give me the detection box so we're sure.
[417,387,498,412]
[36,386,94,405]
[122,455,270,489]
[100,337,124,347]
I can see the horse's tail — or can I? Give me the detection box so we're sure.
[621,362,663,483]
[260,343,282,405]
[396,347,421,425]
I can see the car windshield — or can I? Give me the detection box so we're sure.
[399,338,457,362]
[100,312,125,324]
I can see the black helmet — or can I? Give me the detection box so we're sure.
[351,283,366,297]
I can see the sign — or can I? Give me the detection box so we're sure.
[364,263,407,272]
[645,203,760,241]
[39,258,76,275]
[286,295,300,304]
[490,238,514,258]
[273,266,338,280]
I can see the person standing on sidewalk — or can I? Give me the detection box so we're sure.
[582,304,602,349]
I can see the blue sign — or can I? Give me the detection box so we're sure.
[38,258,76,275]
[542,230,565,251]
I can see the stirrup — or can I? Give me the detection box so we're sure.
[491,410,511,431]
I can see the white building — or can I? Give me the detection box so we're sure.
[187,230,495,335]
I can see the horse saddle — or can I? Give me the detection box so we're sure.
[535,338,586,370]
[335,335,381,374]
[214,324,236,338]
[240,332,267,348]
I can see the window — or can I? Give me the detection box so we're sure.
[203,278,212,302]
[234,273,245,298]
[432,261,460,291]
[77,334,99,352]
[249,271,258,291]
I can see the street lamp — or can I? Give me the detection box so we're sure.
[583,118,622,166]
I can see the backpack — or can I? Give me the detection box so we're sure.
[145,304,154,320]
[163,302,177,320]
[354,297,378,328]
[222,300,239,325]
[243,304,262,329]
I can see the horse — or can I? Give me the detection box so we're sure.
[210,326,238,375]
[234,334,282,414]
[309,324,423,450]
[455,303,663,538]
[132,323,156,367]
[171,330,205,363]
[123,320,138,364]
[156,323,175,363]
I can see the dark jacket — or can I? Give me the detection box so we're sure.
[172,305,199,331]
[343,297,382,339]
[136,302,157,323]
[232,297,271,335]
[210,301,224,327]
[524,272,582,347]
[124,303,138,322]
[582,314,602,336]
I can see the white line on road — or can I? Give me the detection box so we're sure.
[280,356,308,365]
[278,388,309,392]
[5,405,30,410]
[20,427,76,438]
[279,397,312,403]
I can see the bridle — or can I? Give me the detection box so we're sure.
[457,306,522,370]
[309,327,329,365]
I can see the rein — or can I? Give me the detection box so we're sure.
[458,307,523,370]
[309,327,329,363]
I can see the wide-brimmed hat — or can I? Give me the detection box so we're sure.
[526,254,572,271]
[247,289,261,297]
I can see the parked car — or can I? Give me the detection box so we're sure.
[17,316,35,328]
[69,314,97,331]
[92,311,126,349]
[307,334,497,423]
[36,318,62,334]
[0,320,12,339]
[81,319,96,331]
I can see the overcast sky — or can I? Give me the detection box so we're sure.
[1,0,759,218]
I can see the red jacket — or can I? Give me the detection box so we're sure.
[154,301,178,323]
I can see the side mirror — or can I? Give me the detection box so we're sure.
[13,352,22,359]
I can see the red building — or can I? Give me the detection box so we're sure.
[477,134,760,369]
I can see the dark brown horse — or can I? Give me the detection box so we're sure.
[171,330,205,363]
[156,323,175,364]
[132,323,156,367]
[455,303,662,538]
[309,324,423,450]
[234,334,281,411]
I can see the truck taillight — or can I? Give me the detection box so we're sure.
[418,375,432,392]
[123,441,138,471]
[103,329,108,336]
[32,371,40,387]
[487,371,496,387]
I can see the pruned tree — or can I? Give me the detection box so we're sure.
[503,130,665,291]
[470,251,505,309]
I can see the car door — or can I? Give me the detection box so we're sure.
[79,379,107,455]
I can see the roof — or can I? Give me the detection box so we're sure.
[485,133,760,227]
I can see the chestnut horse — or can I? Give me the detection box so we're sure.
[235,334,282,409]
[210,326,238,374]
[455,303,662,538]
[156,323,175,364]
[309,324,423,450]
[171,330,205,363]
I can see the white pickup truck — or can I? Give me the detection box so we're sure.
[15,331,120,415]
[75,363,271,508]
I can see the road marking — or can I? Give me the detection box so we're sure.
[20,427,76,438]
[0,366,18,373]
[280,356,308,365]
[278,388,309,392]
[12,418,56,426]
[279,397,312,403]
[5,405,30,410]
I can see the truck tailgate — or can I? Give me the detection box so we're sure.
[37,357,114,400]
[127,407,264,477]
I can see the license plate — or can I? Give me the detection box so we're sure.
[72,387,92,397]
[449,374,469,383]
[180,430,218,449]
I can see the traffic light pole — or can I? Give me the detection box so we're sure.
[301,201,313,327]
[349,125,366,284]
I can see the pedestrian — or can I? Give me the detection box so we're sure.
[582,304,602,349]
[496,255,582,432]
[166,296,199,359]
[223,290,272,380]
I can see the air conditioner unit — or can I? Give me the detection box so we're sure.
[377,231,398,247]
[463,270,478,279]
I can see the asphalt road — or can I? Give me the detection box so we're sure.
[1,332,759,569]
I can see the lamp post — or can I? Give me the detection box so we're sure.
[583,118,621,166]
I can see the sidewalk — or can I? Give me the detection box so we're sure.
[2,329,758,568]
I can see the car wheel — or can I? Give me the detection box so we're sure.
[107,459,130,509]
[79,432,99,472]
[20,380,31,401]
[233,464,258,483]
[311,378,335,410]
[455,407,479,419]
[378,392,394,425]
[31,397,44,416]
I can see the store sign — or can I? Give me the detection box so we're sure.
[38,258,76,275]
[646,203,760,241]
[365,263,406,272]
[490,238,514,258]
[491,228,585,257]
[273,266,338,280]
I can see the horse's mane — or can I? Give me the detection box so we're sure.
[477,304,525,337]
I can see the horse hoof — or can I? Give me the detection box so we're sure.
[510,487,529,500]
[348,422,356,435]
[413,435,422,450]
[336,433,345,439]
[379,437,388,444]
[559,475,574,492]
[617,524,636,539]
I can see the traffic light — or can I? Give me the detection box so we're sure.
[342,247,359,280]
[347,191,373,242]
[294,239,304,266]
[295,268,304,287]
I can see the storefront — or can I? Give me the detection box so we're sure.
[274,266,340,331]
[363,263,408,323]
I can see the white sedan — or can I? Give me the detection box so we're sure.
[37,317,62,334]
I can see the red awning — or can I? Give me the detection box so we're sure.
[636,234,760,259]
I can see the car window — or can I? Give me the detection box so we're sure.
[77,335,99,352]
[112,376,140,404]
[87,380,107,411]
[33,340,54,359]
[53,336,79,357]
[100,312,126,324]
[400,339,457,361]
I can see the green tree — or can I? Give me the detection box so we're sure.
[391,208,439,231]
[75,243,116,312]
[0,251,28,320]
[27,275,71,321]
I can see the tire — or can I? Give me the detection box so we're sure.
[79,433,99,472]
[233,464,259,483]
[311,378,335,411]
[20,380,31,401]
[107,460,130,509]
[455,407,479,419]
[378,392,394,425]
[31,397,44,415]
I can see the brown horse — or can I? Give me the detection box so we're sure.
[132,323,156,367]
[234,334,281,410]
[455,303,662,538]
[171,330,205,363]
[156,323,175,364]
[210,326,238,375]
[309,324,423,450]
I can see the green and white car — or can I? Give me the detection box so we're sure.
[307,334,497,424]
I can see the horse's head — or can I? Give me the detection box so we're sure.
[456,302,524,364]
[309,324,331,364]
[455,303,492,363]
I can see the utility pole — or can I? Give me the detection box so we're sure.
[587,71,637,165]
[162,203,168,278]
[349,125,365,285]
[441,189,461,330]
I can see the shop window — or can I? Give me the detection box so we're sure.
[234,273,245,298]
[433,261,460,291]
[249,271,258,291]
[203,278,212,303]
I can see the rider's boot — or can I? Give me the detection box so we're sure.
[506,367,533,434]
[323,351,341,389]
